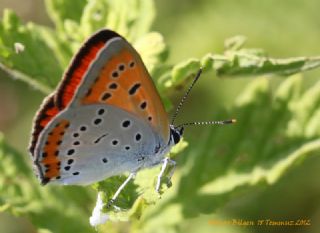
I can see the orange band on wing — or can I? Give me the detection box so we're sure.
[41,119,70,180]
[55,30,121,109]
[59,42,105,109]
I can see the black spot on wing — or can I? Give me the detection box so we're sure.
[129,83,141,95]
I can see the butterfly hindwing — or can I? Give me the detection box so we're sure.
[34,104,165,185]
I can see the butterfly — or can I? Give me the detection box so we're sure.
[29,29,235,203]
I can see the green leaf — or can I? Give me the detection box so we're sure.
[78,0,155,41]
[134,32,167,73]
[224,35,247,51]
[136,75,320,232]
[162,59,200,88]
[215,53,320,77]
[160,37,320,91]
[0,1,162,95]
[0,9,65,93]
[91,139,188,225]
[0,133,95,233]
[45,0,87,33]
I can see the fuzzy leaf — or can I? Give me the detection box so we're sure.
[160,37,320,89]
[215,53,320,77]
[45,0,87,33]
[0,1,164,95]
[0,9,64,93]
[91,139,188,224]
[0,133,95,233]
[134,32,167,73]
[79,0,155,42]
[137,75,320,232]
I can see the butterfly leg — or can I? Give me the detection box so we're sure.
[107,172,136,209]
[155,157,176,193]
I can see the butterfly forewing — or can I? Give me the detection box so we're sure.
[69,33,170,142]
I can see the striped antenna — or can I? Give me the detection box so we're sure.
[170,67,237,129]
[171,68,203,125]
[176,119,236,129]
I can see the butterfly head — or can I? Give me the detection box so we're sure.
[169,125,184,145]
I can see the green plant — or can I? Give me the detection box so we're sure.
[1,0,320,232]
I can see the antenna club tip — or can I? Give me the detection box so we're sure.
[223,119,237,124]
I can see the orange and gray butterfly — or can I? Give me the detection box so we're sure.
[30,30,172,185]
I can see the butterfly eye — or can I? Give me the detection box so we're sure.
[173,132,180,144]
[170,128,181,145]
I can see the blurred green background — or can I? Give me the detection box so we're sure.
[1,0,320,233]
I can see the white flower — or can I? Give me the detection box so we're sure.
[14,42,25,54]
[90,192,109,227]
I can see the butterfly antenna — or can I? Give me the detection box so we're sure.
[171,68,203,125]
[176,119,236,129]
